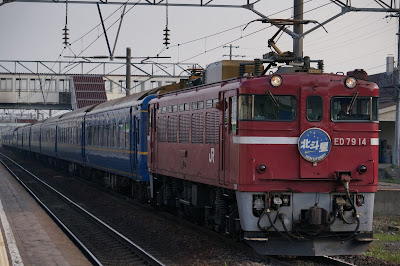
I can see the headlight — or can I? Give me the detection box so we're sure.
[358,165,367,174]
[270,75,283,87]
[345,77,357,89]
[257,164,267,174]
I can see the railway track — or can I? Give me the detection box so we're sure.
[323,256,357,265]
[0,149,373,265]
[0,152,164,266]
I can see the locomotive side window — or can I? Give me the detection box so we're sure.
[206,99,213,108]
[168,105,178,113]
[231,96,237,131]
[198,101,204,109]
[206,98,218,109]
[331,97,378,122]
[238,94,297,121]
[306,96,323,122]
[192,101,204,110]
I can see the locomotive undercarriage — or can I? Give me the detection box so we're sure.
[238,191,375,256]
[151,174,241,236]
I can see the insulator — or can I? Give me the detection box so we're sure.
[254,59,261,76]
[63,26,70,46]
[163,26,170,46]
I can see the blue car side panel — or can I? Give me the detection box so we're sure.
[6,94,156,184]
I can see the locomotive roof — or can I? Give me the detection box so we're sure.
[87,90,146,115]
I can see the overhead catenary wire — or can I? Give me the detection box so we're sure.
[328,43,397,68]
[14,1,139,110]
[306,16,396,49]
[309,25,395,54]
[157,0,335,62]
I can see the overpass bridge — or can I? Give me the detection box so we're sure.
[0,59,196,121]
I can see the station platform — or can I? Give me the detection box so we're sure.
[0,163,91,266]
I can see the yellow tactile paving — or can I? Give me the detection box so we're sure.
[0,228,9,266]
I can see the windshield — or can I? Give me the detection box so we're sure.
[238,94,297,121]
[331,97,378,122]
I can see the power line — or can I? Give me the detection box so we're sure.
[328,43,397,68]
[306,16,396,49]
[157,1,333,61]
[309,26,395,54]
[70,0,133,46]
[180,25,272,63]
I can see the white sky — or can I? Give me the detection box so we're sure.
[0,0,397,76]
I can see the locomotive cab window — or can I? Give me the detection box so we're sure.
[331,96,378,122]
[307,96,323,122]
[238,94,297,121]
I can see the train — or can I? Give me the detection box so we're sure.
[2,60,379,256]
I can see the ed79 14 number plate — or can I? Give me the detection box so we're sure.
[333,137,367,146]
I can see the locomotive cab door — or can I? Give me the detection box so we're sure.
[299,86,330,178]
[219,90,237,185]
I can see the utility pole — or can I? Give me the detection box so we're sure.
[126,47,131,96]
[223,44,243,60]
[293,0,304,59]
[394,11,400,165]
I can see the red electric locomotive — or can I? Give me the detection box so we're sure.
[147,61,378,256]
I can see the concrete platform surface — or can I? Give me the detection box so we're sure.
[0,163,91,266]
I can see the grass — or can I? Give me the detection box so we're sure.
[373,233,400,242]
[365,232,400,264]
[365,245,400,264]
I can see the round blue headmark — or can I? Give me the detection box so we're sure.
[298,128,331,162]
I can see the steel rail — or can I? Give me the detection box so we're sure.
[0,151,164,266]
[323,256,357,266]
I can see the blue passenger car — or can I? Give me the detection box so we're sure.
[83,93,155,181]
[57,106,90,165]
[20,125,31,152]
[40,116,59,158]
[30,121,43,154]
